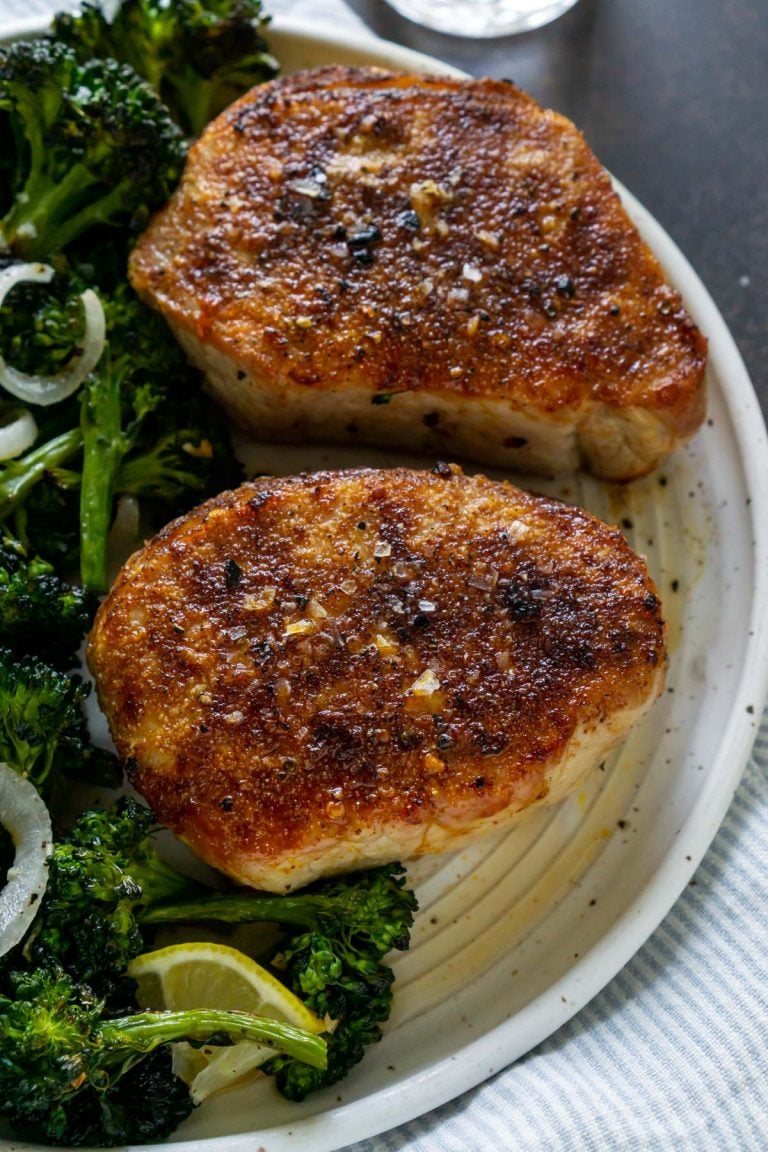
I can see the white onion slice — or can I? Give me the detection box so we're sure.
[0,762,52,960]
[0,262,106,407]
[0,406,37,460]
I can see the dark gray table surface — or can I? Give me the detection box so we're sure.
[348,0,768,416]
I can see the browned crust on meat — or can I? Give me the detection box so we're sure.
[88,466,666,886]
[129,65,706,449]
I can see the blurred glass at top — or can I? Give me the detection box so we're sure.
[384,0,581,37]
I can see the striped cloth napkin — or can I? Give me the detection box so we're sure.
[2,2,767,1148]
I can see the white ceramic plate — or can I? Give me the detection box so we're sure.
[4,16,768,1152]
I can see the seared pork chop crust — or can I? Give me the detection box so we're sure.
[88,467,667,892]
[129,66,706,480]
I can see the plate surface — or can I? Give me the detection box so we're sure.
[4,17,768,1152]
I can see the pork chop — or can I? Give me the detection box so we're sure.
[129,66,706,481]
[88,466,667,892]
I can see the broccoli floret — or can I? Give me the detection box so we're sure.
[0,648,118,800]
[14,472,83,573]
[0,647,88,790]
[0,536,95,668]
[55,0,278,137]
[50,0,114,62]
[0,256,86,378]
[0,38,186,259]
[78,283,242,591]
[30,798,417,1092]
[265,930,397,1099]
[116,397,243,520]
[0,267,239,586]
[0,426,83,535]
[157,870,417,1096]
[30,798,196,985]
[0,966,326,1146]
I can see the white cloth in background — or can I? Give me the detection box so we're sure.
[1,2,766,1148]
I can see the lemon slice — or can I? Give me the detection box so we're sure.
[128,942,324,1102]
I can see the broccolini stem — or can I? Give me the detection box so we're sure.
[100,1009,327,1069]
[0,428,83,518]
[79,358,125,592]
[142,893,326,931]
[0,166,94,260]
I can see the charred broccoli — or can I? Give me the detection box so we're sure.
[0,267,241,590]
[0,38,185,259]
[0,536,95,668]
[0,965,326,1146]
[0,256,86,379]
[54,0,278,137]
[30,798,195,985]
[30,798,417,1094]
[153,865,418,1097]
[0,647,89,792]
[0,648,117,799]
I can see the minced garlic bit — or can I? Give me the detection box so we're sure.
[409,668,441,696]
[374,632,399,656]
[409,178,452,205]
[423,752,446,774]
[307,598,328,620]
[295,316,314,329]
[373,539,392,558]
[467,565,499,592]
[244,587,276,613]
[475,229,500,250]
[447,286,470,305]
[285,618,315,636]
[462,263,482,283]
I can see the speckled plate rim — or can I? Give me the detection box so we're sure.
[2,15,768,1152]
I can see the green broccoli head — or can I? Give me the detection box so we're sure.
[0,964,326,1146]
[11,469,83,573]
[143,864,418,1100]
[0,647,92,793]
[266,926,397,1100]
[49,1,114,63]
[0,38,186,259]
[55,0,278,137]
[0,536,95,668]
[0,966,109,1144]
[263,867,416,1098]
[30,797,197,985]
[0,257,86,378]
[116,397,244,521]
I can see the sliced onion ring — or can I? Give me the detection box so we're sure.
[0,762,52,960]
[0,406,38,460]
[0,262,106,407]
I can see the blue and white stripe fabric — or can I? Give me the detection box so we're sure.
[2,1,766,1147]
